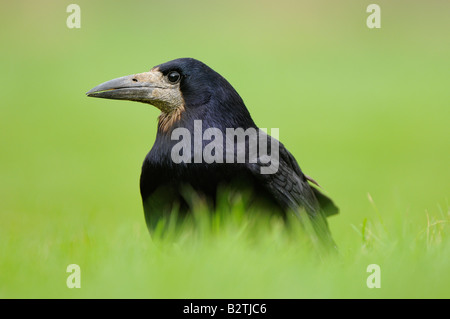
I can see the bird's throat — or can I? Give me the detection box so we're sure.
[158,104,185,133]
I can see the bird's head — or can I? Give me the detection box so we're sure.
[87,58,251,132]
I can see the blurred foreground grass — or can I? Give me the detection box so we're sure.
[0,0,449,298]
[1,197,449,298]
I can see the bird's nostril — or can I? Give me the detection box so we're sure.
[132,78,138,82]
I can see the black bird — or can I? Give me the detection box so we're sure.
[86,58,338,243]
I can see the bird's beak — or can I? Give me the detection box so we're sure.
[86,68,183,116]
[86,73,157,103]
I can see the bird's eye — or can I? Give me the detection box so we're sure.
[167,71,181,84]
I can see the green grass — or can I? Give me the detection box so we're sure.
[0,0,449,298]
[1,197,449,298]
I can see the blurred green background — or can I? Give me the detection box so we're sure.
[0,0,449,298]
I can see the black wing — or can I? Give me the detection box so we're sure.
[246,137,338,241]
[247,139,338,217]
